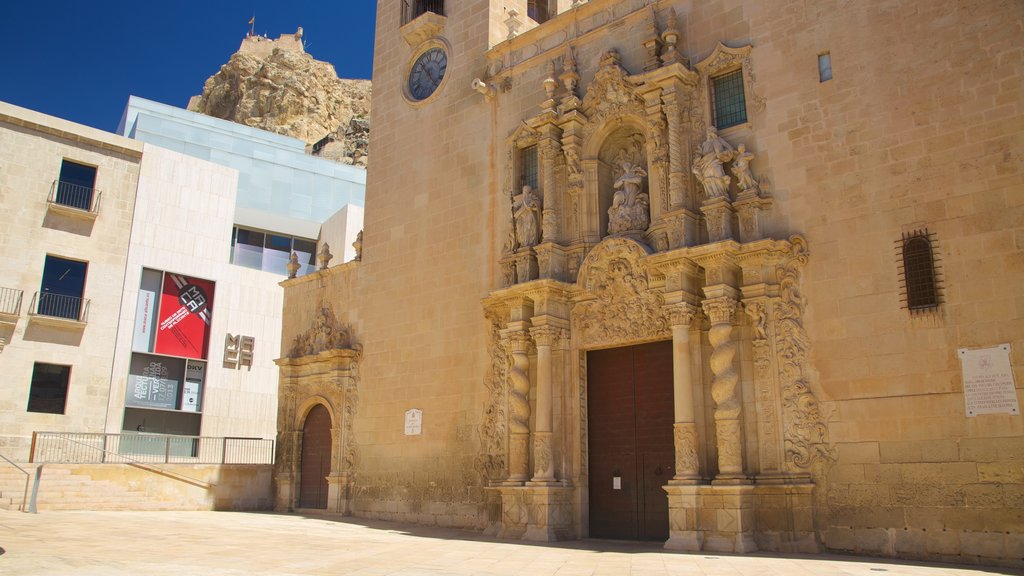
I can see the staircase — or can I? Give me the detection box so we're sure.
[0,464,155,511]
[0,465,32,511]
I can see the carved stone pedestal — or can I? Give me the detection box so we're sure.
[663,208,700,249]
[664,485,703,551]
[701,198,735,243]
[274,472,294,512]
[750,482,817,553]
[664,482,818,554]
[489,486,574,542]
[327,474,352,514]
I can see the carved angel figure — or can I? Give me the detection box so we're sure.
[607,161,650,234]
[732,144,759,193]
[513,185,542,248]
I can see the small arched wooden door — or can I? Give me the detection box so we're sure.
[299,404,332,509]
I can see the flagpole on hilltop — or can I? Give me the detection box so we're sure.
[248,15,255,37]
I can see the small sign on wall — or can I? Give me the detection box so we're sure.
[958,344,1019,417]
[224,334,255,369]
[404,408,423,436]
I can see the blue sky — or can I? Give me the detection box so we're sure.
[0,1,378,133]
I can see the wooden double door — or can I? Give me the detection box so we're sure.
[587,341,674,541]
[299,404,332,509]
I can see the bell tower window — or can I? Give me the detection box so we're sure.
[403,0,444,24]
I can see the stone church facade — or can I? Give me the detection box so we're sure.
[275,0,1023,566]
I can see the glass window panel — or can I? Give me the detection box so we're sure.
[292,239,317,277]
[232,229,264,269]
[262,235,291,274]
[56,160,96,210]
[39,256,87,320]
[27,363,71,414]
[520,145,538,191]
[818,53,833,82]
[712,70,748,129]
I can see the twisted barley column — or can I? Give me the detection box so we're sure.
[703,296,743,478]
[506,331,532,483]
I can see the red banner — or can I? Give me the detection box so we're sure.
[154,274,215,359]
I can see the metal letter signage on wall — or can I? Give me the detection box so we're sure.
[224,333,255,369]
[958,344,1019,417]
[404,408,423,436]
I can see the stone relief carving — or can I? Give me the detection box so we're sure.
[288,302,352,358]
[581,50,646,137]
[774,236,837,469]
[574,239,669,348]
[477,306,509,483]
[607,161,650,235]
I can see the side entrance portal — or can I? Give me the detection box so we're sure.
[299,404,332,509]
[587,340,674,541]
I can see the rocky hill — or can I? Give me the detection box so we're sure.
[188,28,371,166]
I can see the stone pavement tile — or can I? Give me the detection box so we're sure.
[0,511,1022,576]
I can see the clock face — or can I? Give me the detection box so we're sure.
[409,47,447,101]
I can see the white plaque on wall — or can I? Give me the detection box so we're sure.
[404,408,423,436]
[958,344,1019,417]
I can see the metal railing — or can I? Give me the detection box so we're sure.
[402,0,444,24]
[28,292,89,323]
[0,452,34,513]
[48,180,100,213]
[30,432,274,465]
[0,286,22,316]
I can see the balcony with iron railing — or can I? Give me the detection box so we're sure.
[46,180,101,220]
[0,286,23,325]
[27,291,89,328]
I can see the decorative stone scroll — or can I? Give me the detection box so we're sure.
[773,236,836,470]
[477,305,510,483]
[288,302,352,358]
[573,238,669,349]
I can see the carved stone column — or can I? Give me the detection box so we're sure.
[505,329,533,484]
[664,302,701,483]
[702,295,746,482]
[539,129,562,243]
[661,86,689,211]
[529,325,558,484]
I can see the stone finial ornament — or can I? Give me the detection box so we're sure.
[286,251,301,279]
[505,9,522,40]
[317,242,333,270]
[353,230,363,261]
[544,60,559,101]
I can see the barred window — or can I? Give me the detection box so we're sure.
[520,145,538,191]
[711,69,748,129]
[897,230,942,312]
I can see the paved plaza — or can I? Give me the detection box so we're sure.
[0,511,1019,576]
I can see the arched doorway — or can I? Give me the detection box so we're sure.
[299,404,332,509]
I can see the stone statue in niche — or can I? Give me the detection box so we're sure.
[732,144,760,194]
[691,126,736,200]
[513,185,542,248]
[607,161,650,235]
